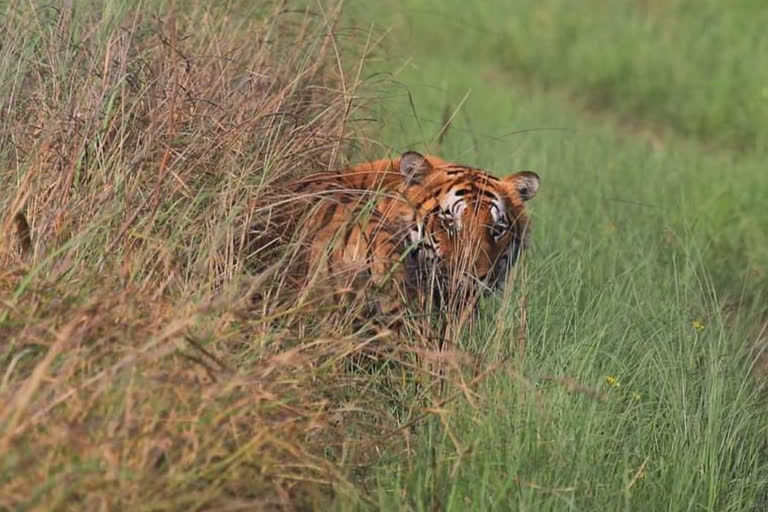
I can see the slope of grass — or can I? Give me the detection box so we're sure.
[339,2,768,510]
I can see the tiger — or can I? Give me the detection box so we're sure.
[268,151,540,328]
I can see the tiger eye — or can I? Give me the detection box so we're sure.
[490,223,508,240]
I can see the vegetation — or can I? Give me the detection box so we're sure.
[2,0,767,510]
[342,0,768,509]
[0,1,379,508]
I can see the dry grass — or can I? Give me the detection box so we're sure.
[0,1,467,509]
[0,1,521,508]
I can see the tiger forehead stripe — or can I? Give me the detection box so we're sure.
[414,173,508,216]
[442,166,499,180]
[476,187,500,201]
[448,180,501,203]
[442,165,471,173]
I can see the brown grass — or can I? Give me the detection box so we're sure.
[0,1,399,509]
[0,2,516,508]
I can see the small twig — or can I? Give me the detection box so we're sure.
[625,457,650,491]
[516,294,527,359]
[184,334,231,372]
[13,212,32,258]
[429,89,471,151]
[539,374,605,400]
[516,476,576,493]
[178,353,219,383]
[436,103,452,146]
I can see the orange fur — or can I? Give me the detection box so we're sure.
[284,152,540,324]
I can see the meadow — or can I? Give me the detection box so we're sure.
[1,0,767,510]
[343,0,768,509]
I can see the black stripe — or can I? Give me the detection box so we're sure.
[343,222,357,246]
[319,202,338,227]
[476,188,499,200]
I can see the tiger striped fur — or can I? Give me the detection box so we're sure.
[269,151,539,328]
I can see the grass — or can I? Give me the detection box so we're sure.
[339,1,768,509]
[357,0,768,153]
[0,1,395,508]
[2,0,767,510]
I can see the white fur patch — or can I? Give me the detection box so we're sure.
[489,197,505,222]
[440,188,506,228]
[440,189,466,229]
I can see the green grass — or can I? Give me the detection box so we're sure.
[355,0,768,153]
[339,1,768,509]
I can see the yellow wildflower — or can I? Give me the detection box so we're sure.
[604,375,620,388]
[691,320,705,332]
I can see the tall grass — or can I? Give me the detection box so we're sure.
[3,0,767,509]
[0,1,416,508]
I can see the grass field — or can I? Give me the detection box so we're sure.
[1,0,767,510]
[342,0,768,510]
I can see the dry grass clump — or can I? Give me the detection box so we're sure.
[0,1,462,508]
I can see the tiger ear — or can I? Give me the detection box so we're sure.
[503,171,540,201]
[399,151,433,184]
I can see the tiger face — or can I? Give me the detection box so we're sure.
[379,151,540,294]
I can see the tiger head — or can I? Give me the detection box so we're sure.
[391,151,540,294]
